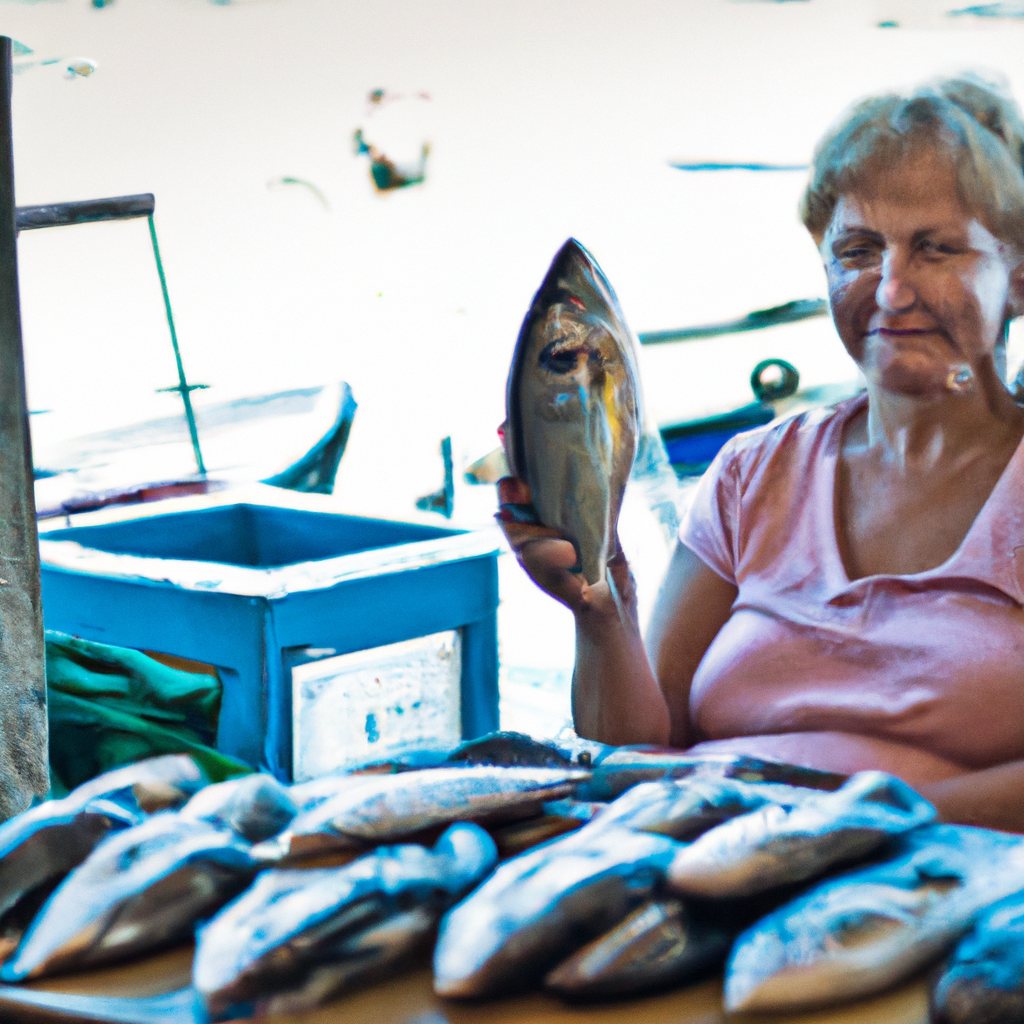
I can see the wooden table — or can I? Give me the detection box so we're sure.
[0,946,931,1024]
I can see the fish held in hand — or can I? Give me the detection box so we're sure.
[1,813,257,980]
[195,823,496,1019]
[931,890,1024,1024]
[544,898,734,999]
[725,824,1024,1013]
[254,766,588,863]
[504,238,642,585]
[667,771,935,899]
[433,825,680,998]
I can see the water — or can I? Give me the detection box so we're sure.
[5,0,1024,737]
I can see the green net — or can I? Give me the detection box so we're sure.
[45,631,251,797]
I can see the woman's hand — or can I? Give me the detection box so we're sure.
[496,474,670,745]
[495,476,633,622]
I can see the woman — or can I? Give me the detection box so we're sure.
[500,75,1024,832]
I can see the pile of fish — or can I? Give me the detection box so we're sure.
[0,734,1023,1022]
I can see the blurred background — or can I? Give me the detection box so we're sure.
[4,0,1024,734]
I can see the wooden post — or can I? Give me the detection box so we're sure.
[0,36,49,817]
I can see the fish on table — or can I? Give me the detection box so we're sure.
[544,898,735,998]
[725,823,1024,1013]
[503,238,642,586]
[194,822,496,1019]
[576,747,847,801]
[62,753,210,814]
[0,754,207,963]
[931,889,1024,1024]
[180,773,297,843]
[0,774,292,979]
[443,731,577,768]
[433,824,681,998]
[588,773,815,842]
[253,766,589,863]
[667,770,936,898]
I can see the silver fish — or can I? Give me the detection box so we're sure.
[725,824,1024,1013]
[263,907,436,1016]
[433,825,681,998]
[488,812,586,858]
[931,890,1024,1024]
[0,755,207,961]
[195,823,496,1018]
[180,773,297,843]
[254,766,588,863]
[443,731,576,769]
[667,771,935,898]
[544,898,734,998]
[66,753,209,814]
[588,774,813,841]
[1,814,256,979]
[504,238,642,584]
[576,748,847,801]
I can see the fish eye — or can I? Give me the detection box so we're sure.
[539,341,585,375]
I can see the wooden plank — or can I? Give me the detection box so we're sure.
[0,36,48,819]
[0,950,930,1024]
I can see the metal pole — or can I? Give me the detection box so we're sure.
[0,36,49,816]
[147,214,206,476]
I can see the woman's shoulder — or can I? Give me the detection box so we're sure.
[716,390,865,483]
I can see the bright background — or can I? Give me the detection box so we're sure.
[3,0,1024,734]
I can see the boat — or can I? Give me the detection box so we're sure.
[32,382,357,519]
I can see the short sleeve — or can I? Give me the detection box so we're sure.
[678,439,742,586]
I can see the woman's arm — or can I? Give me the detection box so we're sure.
[646,543,738,747]
[572,542,737,746]
[919,761,1024,833]
[570,548,669,746]
[498,475,736,746]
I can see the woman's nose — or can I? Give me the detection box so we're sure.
[875,257,917,313]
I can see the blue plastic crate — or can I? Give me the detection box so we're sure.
[38,486,501,780]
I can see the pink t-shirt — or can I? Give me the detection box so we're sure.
[678,392,1024,784]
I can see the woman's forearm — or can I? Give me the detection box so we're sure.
[571,596,670,746]
[918,760,1024,833]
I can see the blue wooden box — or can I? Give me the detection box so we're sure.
[37,486,501,780]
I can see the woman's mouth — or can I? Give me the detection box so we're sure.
[870,327,939,337]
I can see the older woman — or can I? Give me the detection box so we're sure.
[501,75,1024,832]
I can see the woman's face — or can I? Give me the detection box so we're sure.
[821,150,1024,397]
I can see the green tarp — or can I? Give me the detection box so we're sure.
[44,631,251,797]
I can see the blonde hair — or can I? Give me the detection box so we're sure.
[800,74,1024,250]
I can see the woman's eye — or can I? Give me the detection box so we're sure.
[918,239,960,257]
[837,246,876,263]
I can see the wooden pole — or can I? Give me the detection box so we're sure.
[16,192,155,231]
[0,36,49,817]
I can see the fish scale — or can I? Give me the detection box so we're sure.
[195,823,496,1018]
[0,774,298,981]
[253,765,589,863]
[433,824,681,998]
[725,823,1024,1013]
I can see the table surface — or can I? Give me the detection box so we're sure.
[0,946,931,1024]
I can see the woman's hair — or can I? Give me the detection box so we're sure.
[800,74,1024,249]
